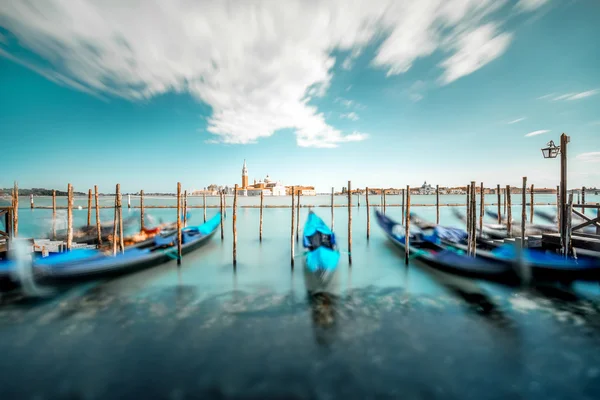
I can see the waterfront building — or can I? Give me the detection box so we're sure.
[418,181,435,195]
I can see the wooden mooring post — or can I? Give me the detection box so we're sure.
[383,190,386,214]
[436,184,440,224]
[466,184,471,242]
[348,181,352,265]
[506,185,512,237]
[479,182,483,238]
[87,189,92,227]
[220,190,224,241]
[291,186,295,268]
[581,186,586,214]
[176,182,182,265]
[203,192,207,223]
[470,181,477,256]
[530,184,534,224]
[496,184,501,224]
[183,190,188,228]
[140,190,145,231]
[128,194,131,209]
[12,181,18,237]
[259,190,264,242]
[118,188,124,253]
[30,194,34,209]
[556,185,560,231]
[366,187,370,240]
[52,190,57,240]
[94,185,102,245]
[521,177,527,248]
[405,185,410,265]
[296,190,300,242]
[503,187,507,217]
[233,184,238,267]
[330,187,334,230]
[67,183,73,251]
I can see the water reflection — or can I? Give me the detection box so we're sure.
[307,292,338,347]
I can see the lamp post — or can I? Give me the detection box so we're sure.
[541,133,570,257]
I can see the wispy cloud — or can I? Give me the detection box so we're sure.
[508,117,526,124]
[525,129,550,137]
[340,112,359,121]
[0,0,531,146]
[515,0,550,12]
[576,152,600,163]
[543,89,600,101]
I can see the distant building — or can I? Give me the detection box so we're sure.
[236,161,287,196]
[418,181,435,195]
[286,186,316,196]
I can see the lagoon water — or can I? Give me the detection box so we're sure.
[1,194,600,399]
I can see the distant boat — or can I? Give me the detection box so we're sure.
[0,212,221,290]
[302,211,340,295]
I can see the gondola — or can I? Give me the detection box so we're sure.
[302,211,340,295]
[375,210,519,285]
[410,213,600,283]
[0,212,221,289]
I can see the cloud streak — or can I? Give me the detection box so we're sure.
[525,129,550,137]
[508,117,525,124]
[0,0,533,146]
[541,89,600,101]
[340,112,360,121]
[576,152,600,163]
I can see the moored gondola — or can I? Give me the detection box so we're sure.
[302,211,340,295]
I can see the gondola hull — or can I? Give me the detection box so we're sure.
[302,211,341,295]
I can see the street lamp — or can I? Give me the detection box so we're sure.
[541,140,560,159]
[541,133,570,257]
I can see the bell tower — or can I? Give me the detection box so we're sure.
[242,159,248,189]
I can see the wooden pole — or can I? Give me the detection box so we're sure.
[128,194,131,209]
[559,133,569,257]
[177,182,182,266]
[30,194,34,209]
[401,188,405,224]
[506,185,512,237]
[556,185,560,231]
[496,184,501,224]
[140,190,145,231]
[94,185,102,245]
[259,190,264,242]
[357,191,360,207]
[296,189,300,242]
[291,186,295,268]
[183,190,188,228]
[233,184,238,267]
[521,177,527,248]
[469,182,476,255]
[52,190,57,240]
[220,190,224,240]
[530,184,534,224]
[330,187,334,230]
[383,190,387,214]
[466,184,471,249]
[436,184,440,224]
[503,187,507,217]
[67,183,73,251]
[12,181,18,237]
[203,192,207,223]
[581,186,586,214]
[348,181,352,265]
[405,185,410,264]
[112,184,118,256]
[118,188,124,253]
[87,189,92,227]
[479,182,484,238]
[366,187,370,240]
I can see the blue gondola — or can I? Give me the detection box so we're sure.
[0,212,221,290]
[302,211,340,294]
[375,210,520,285]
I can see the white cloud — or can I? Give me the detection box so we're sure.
[0,0,521,146]
[524,129,550,137]
[544,90,599,101]
[340,112,359,121]
[567,89,599,100]
[515,0,550,12]
[438,23,513,85]
[576,152,600,163]
[508,117,525,124]
[536,93,554,100]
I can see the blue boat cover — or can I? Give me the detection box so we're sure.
[303,211,340,273]
[490,244,598,269]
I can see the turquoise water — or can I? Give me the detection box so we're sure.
[1,195,600,398]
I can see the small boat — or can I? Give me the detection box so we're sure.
[375,210,518,285]
[302,211,340,295]
[0,213,221,289]
[411,213,600,284]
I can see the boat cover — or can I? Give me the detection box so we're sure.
[303,212,339,273]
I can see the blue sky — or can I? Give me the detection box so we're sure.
[1,0,599,193]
